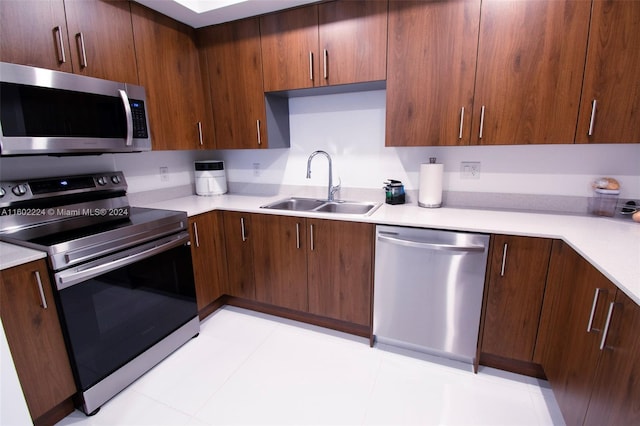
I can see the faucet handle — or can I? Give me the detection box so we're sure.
[331,176,342,196]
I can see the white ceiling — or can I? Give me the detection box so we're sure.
[133,0,318,28]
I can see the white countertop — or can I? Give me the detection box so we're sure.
[0,242,47,270]
[142,193,640,306]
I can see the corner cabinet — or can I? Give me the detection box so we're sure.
[472,0,591,145]
[575,0,640,144]
[0,0,138,83]
[189,212,227,318]
[0,260,76,425]
[385,0,480,147]
[131,3,211,150]
[534,240,640,425]
[260,0,388,92]
[480,236,552,368]
[199,18,288,149]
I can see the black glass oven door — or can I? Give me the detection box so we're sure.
[53,233,197,391]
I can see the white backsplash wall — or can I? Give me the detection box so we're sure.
[1,89,639,199]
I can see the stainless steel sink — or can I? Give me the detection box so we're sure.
[261,197,327,211]
[261,197,381,216]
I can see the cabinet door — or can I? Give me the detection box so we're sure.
[318,0,388,86]
[584,290,640,425]
[260,5,319,92]
[199,18,268,149]
[222,211,256,299]
[534,240,617,426]
[0,260,76,421]
[189,212,227,313]
[472,0,590,145]
[63,0,138,84]
[252,215,308,311]
[0,0,73,72]
[307,219,373,326]
[481,236,551,362]
[386,0,480,146]
[131,3,210,150]
[576,0,640,144]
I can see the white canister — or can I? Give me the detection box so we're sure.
[195,161,227,196]
[418,158,443,208]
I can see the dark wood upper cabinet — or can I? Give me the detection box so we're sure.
[481,235,552,362]
[318,0,388,87]
[576,0,640,144]
[261,0,388,92]
[472,0,591,145]
[385,0,480,146]
[260,5,319,92]
[199,18,272,149]
[0,0,73,72]
[131,3,210,150]
[63,0,138,84]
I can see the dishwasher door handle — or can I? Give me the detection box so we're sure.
[377,233,486,252]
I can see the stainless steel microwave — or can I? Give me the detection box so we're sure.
[0,62,151,156]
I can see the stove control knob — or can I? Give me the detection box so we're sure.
[97,176,108,186]
[0,187,6,198]
[111,175,121,184]
[12,184,27,196]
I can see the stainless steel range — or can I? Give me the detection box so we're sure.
[0,171,199,415]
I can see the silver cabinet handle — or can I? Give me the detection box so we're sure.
[310,224,315,251]
[296,223,300,249]
[458,107,465,139]
[256,120,261,146]
[599,302,616,350]
[118,89,133,146]
[192,222,200,248]
[197,122,203,146]
[479,105,486,139]
[377,233,485,252]
[76,32,88,68]
[309,51,314,81]
[587,288,605,332]
[54,26,66,63]
[241,217,247,242]
[588,99,597,136]
[323,49,328,80]
[500,243,508,276]
[34,271,48,309]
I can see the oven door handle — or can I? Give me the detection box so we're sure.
[55,232,189,290]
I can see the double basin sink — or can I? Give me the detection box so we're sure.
[261,197,381,216]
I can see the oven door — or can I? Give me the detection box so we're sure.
[53,231,197,395]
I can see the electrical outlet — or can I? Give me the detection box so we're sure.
[460,161,481,179]
[160,166,169,182]
[253,162,261,177]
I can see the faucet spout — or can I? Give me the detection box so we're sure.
[306,150,339,201]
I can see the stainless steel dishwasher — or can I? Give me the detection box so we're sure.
[373,225,490,367]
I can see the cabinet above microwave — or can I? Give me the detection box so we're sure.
[0,62,151,156]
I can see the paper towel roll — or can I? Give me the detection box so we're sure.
[418,162,443,208]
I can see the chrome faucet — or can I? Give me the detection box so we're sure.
[306,150,340,201]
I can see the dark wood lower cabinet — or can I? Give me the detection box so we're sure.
[534,240,632,425]
[0,260,76,425]
[222,211,256,300]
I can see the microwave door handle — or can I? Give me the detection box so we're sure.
[118,89,134,146]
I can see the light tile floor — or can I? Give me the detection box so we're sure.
[57,306,565,425]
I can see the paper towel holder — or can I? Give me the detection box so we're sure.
[418,157,443,208]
